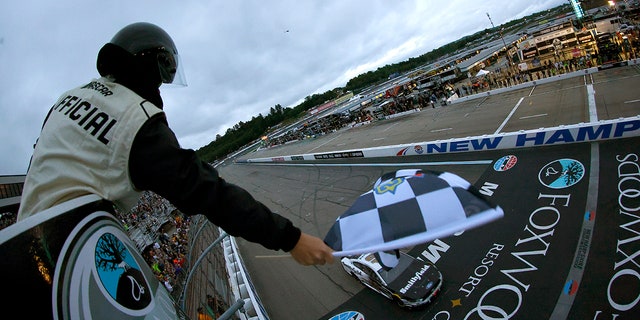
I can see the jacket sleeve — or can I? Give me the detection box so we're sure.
[129,114,301,252]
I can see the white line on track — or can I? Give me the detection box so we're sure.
[383,122,399,132]
[587,83,597,122]
[430,127,452,133]
[519,113,548,119]
[494,97,524,135]
[308,134,342,152]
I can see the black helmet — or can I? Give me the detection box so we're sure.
[97,22,186,86]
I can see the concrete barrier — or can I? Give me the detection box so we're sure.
[223,234,270,320]
[244,117,640,163]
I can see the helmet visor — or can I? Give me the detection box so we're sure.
[157,50,187,87]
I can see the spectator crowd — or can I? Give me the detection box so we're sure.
[116,191,191,299]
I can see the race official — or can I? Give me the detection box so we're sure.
[17,22,334,266]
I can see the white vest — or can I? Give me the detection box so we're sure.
[18,77,163,220]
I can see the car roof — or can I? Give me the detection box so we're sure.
[352,252,383,271]
[354,252,426,282]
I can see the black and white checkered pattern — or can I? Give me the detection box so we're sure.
[325,169,503,257]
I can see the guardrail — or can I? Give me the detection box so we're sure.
[223,235,270,319]
[178,216,269,319]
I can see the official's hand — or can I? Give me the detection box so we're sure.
[290,232,335,266]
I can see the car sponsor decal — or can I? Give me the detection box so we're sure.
[398,264,430,294]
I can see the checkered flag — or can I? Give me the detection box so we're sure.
[324,169,503,258]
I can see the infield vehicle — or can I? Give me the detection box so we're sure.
[340,251,442,309]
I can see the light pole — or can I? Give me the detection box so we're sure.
[487,13,514,70]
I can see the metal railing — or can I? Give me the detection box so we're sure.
[178,216,269,320]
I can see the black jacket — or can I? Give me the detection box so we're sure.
[129,113,301,252]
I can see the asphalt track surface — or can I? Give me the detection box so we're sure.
[217,65,640,320]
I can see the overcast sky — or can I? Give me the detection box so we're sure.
[0,0,566,175]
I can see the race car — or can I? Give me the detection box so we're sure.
[341,251,442,309]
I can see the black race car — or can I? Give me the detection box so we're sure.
[341,251,442,309]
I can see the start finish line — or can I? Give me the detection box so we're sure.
[243,117,640,163]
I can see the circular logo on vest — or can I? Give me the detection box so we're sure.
[538,158,585,189]
[95,232,152,309]
[53,211,179,319]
